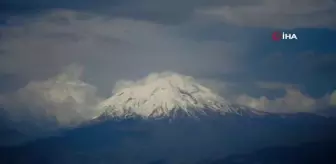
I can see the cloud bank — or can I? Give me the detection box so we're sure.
[0,64,101,132]
[0,9,240,87]
[235,88,331,114]
[199,80,335,114]
[330,91,336,106]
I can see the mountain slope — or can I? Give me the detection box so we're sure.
[208,142,336,164]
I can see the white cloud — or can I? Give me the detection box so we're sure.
[235,86,331,114]
[196,0,336,29]
[1,64,101,131]
[199,80,335,114]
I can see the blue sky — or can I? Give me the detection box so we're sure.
[0,0,336,126]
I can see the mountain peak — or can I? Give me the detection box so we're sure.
[96,72,243,119]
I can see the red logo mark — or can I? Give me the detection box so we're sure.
[272,31,282,41]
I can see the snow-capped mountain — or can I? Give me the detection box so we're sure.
[96,72,265,119]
